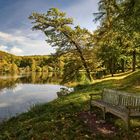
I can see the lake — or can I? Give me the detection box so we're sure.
[0,73,64,121]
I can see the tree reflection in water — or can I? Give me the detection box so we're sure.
[0,72,62,91]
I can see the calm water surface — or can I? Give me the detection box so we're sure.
[0,73,64,121]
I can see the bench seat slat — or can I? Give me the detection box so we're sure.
[106,106,128,119]
[91,100,111,108]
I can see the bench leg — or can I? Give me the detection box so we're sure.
[102,108,106,120]
[126,117,130,131]
[89,100,92,113]
[124,116,130,131]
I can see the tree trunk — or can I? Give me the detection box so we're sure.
[121,59,125,72]
[62,31,92,81]
[132,50,136,71]
[74,44,92,81]
[109,58,114,77]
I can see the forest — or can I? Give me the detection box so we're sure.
[0,51,51,73]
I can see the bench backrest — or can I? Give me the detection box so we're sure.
[119,94,140,107]
[102,89,119,105]
[102,89,140,107]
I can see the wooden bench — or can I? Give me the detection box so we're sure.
[90,89,140,129]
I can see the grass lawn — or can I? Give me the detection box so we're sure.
[0,71,140,140]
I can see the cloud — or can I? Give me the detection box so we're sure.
[10,46,23,55]
[0,45,8,52]
[0,31,55,56]
[0,32,25,42]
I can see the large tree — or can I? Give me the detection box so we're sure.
[116,0,140,71]
[29,8,93,81]
[93,0,140,73]
[93,0,124,76]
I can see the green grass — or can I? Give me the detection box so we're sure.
[0,71,140,140]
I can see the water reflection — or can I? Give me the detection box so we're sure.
[0,72,62,90]
[0,72,63,121]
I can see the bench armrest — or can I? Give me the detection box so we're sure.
[89,93,102,100]
[89,93,101,96]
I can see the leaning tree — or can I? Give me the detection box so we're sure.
[29,8,93,81]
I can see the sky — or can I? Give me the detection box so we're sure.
[0,0,99,56]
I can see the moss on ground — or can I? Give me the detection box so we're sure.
[0,71,140,140]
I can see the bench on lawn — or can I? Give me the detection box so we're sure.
[89,89,140,129]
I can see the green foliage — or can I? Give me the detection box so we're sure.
[0,51,54,74]
[10,62,18,74]
[25,66,30,72]
[48,66,53,72]
[31,59,36,72]
[61,59,82,83]
[36,66,42,72]
[42,66,48,73]
[93,0,140,75]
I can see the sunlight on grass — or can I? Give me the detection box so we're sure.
[93,70,137,84]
